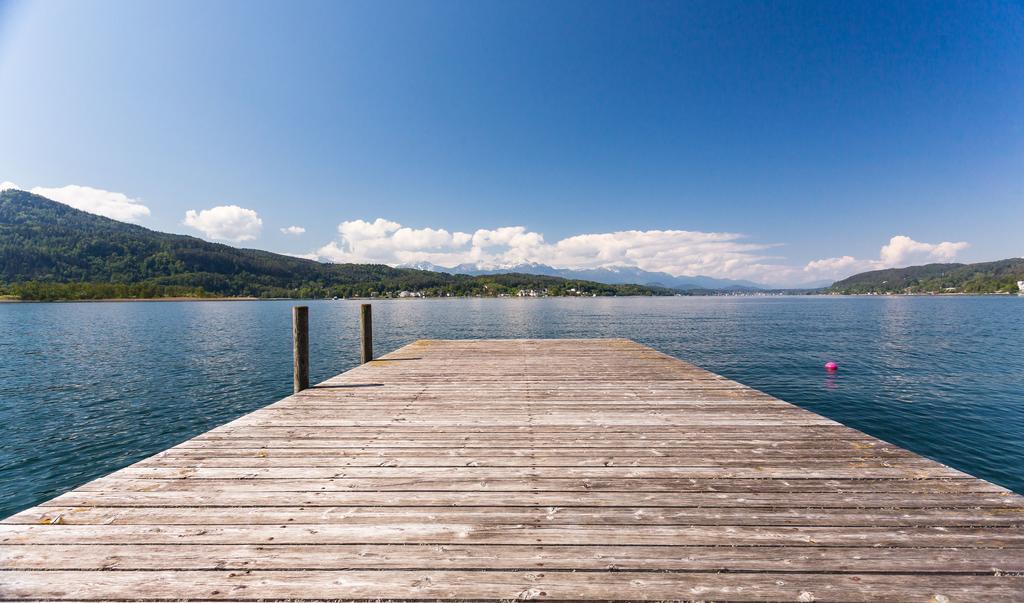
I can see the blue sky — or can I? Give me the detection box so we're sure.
[1,0,1021,285]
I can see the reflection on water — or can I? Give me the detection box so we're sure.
[824,373,838,390]
[1,295,1022,517]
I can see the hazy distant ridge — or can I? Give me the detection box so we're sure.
[403,261,764,291]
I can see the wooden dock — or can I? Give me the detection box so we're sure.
[2,338,1023,601]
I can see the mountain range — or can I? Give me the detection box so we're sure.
[401,262,764,291]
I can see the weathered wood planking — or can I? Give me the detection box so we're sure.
[2,338,1022,602]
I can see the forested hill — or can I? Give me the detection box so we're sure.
[0,189,670,300]
[829,258,1024,294]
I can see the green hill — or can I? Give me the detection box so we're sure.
[0,189,670,300]
[829,258,1024,294]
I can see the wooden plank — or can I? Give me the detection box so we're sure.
[2,338,1022,602]
[103,465,977,479]
[3,570,1023,602]
[78,477,997,492]
[2,544,1021,573]
[9,505,1023,527]
[4,523,1022,547]
[39,489,1023,508]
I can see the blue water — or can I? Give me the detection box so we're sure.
[1,296,1023,518]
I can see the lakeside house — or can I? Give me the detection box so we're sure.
[1018,280,1024,293]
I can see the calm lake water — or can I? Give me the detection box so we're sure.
[1,296,1023,517]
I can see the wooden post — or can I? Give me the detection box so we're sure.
[360,303,373,364]
[292,306,309,393]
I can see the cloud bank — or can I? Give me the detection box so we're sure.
[28,184,151,224]
[0,181,19,191]
[281,225,306,235]
[184,205,263,242]
[304,218,969,286]
[314,218,778,278]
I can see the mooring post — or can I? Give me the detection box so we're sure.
[292,306,309,393]
[360,303,373,364]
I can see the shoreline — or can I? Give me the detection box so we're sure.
[0,296,269,303]
[1,292,1021,303]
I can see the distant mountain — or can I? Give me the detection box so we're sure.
[403,261,764,291]
[0,189,672,300]
[829,259,1024,294]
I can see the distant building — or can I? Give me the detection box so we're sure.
[1018,280,1024,293]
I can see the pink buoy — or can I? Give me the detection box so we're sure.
[825,361,838,372]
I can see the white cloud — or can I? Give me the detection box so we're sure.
[29,184,151,224]
[0,181,20,191]
[879,235,969,266]
[311,217,780,279]
[798,255,877,283]
[307,219,972,287]
[184,205,263,242]
[280,225,306,235]
[803,256,860,272]
[801,235,970,282]
[319,218,475,265]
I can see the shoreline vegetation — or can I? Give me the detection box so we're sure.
[0,276,689,301]
[1,286,1021,303]
[0,293,261,303]
[0,279,673,302]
